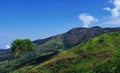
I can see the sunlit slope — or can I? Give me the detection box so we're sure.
[13,32,120,73]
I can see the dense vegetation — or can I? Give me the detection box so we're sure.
[12,31,120,73]
[11,39,34,56]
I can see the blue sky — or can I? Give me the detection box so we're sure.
[0,0,120,49]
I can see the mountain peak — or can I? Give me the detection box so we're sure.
[68,26,102,33]
[90,26,102,29]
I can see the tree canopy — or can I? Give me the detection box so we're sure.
[11,39,34,56]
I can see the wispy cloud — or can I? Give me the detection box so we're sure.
[103,0,120,25]
[79,13,98,27]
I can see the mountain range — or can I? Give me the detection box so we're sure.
[0,26,120,73]
[33,26,120,52]
[0,49,10,54]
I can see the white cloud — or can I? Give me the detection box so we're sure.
[79,13,98,27]
[103,7,111,11]
[103,0,120,25]
[6,45,10,49]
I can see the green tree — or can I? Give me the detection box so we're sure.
[11,39,35,72]
[11,39,34,56]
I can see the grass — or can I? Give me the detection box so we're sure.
[11,31,120,73]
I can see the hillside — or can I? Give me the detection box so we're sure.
[0,49,12,62]
[12,31,120,73]
[33,26,120,53]
[0,26,120,73]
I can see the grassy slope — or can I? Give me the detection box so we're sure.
[0,35,64,73]
[36,34,65,51]
[12,32,120,73]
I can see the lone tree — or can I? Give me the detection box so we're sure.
[11,39,34,56]
[11,39,34,70]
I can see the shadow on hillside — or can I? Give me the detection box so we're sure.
[11,52,58,71]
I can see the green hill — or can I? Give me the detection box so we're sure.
[1,27,120,73]
[12,31,120,73]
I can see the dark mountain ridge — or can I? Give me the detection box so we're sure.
[34,26,120,49]
[0,49,12,62]
[0,49,10,54]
